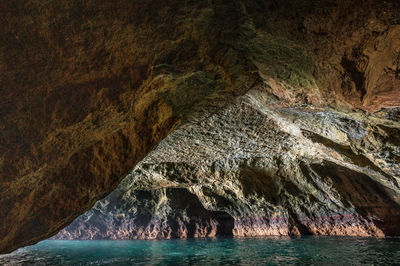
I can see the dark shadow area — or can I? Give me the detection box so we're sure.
[341,57,366,98]
[238,166,281,205]
[303,130,394,180]
[311,161,400,235]
[167,188,234,237]
[376,125,400,146]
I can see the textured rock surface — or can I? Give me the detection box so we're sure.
[1,0,400,253]
[56,88,400,240]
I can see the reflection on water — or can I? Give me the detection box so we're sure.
[1,237,400,265]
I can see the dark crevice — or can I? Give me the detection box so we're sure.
[311,161,400,235]
[287,208,313,235]
[341,57,366,99]
[302,130,393,180]
[238,165,280,205]
[167,188,234,237]
[376,125,400,146]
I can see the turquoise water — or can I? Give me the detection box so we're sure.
[1,237,399,265]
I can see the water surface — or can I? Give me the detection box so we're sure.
[1,237,399,265]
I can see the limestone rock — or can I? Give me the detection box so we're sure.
[56,88,400,239]
[1,0,400,253]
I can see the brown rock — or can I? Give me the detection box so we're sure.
[1,0,400,253]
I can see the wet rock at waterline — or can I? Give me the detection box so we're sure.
[56,88,400,239]
[1,0,400,253]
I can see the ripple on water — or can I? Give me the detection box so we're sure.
[1,237,400,265]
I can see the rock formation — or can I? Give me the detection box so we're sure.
[55,87,400,239]
[1,0,400,253]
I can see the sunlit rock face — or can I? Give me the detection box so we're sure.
[56,88,400,239]
[1,0,400,253]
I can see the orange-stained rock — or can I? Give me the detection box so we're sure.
[1,0,400,253]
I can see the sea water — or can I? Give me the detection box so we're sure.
[1,237,399,265]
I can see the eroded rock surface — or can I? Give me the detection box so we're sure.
[1,0,400,253]
[56,88,400,239]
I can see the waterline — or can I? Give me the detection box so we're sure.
[1,237,399,265]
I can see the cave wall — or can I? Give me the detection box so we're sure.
[1,0,400,253]
[56,88,400,239]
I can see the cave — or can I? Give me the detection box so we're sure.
[1,0,400,264]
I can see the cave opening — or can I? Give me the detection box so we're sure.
[167,188,235,237]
